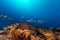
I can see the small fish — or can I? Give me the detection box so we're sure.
[30,18,33,21]
[0,15,4,20]
[26,18,34,22]
[3,16,7,18]
[33,20,36,23]
[8,18,13,20]
[26,20,32,22]
[37,20,44,24]
[0,15,4,17]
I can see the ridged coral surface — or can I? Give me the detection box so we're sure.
[0,23,60,40]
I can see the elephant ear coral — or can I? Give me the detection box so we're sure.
[10,29,31,40]
[9,23,47,40]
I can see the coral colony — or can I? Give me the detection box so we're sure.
[0,23,60,40]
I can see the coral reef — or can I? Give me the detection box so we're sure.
[0,23,60,40]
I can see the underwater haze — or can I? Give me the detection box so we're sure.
[0,0,60,29]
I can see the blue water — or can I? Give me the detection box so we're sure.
[0,0,60,29]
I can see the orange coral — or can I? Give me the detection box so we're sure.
[23,30,32,39]
[10,29,32,40]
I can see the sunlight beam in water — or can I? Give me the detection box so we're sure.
[21,0,28,2]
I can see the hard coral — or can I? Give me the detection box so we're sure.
[9,23,45,40]
[0,23,60,40]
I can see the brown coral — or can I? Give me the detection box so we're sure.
[9,23,45,40]
[0,23,60,40]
